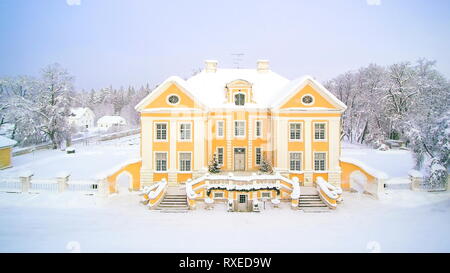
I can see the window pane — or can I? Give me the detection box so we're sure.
[235,121,245,136]
[256,148,262,165]
[217,121,224,137]
[290,123,301,140]
[315,123,325,140]
[180,153,191,171]
[256,121,262,137]
[314,153,326,171]
[235,93,245,106]
[289,153,301,171]
[156,153,167,171]
[217,148,224,165]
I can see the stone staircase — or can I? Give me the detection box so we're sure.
[156,186,189,213]
[298,194,330,213]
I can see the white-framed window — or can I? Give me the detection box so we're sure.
[155,123,167,141]
[234,93,245,106]
[213,192,224,199]
[239,194,247,203]
[314,152,326,171]
[255,120,262,138]
[216,147,224,165]
[179,123,192,141]
[289,123,302,141]
[216,120,224,138]
[314,123,326,140]
[234,121,245,137]
[255,147,262,165]
[155,152,167,172]
[261,191,272,199]
[179,152,191,172]
[289,152,302,171]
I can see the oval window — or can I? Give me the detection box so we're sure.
[168,95,179,104]
[301,95,313,105]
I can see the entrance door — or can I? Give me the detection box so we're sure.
[234,148,246,171]
[238,194,248,212]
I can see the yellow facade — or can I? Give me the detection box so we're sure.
[134,62,347,189]
[0,147,12,169]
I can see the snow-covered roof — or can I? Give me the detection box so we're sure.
[0,135,17,148]
[97,116,126,124]
[136,60,346,111]
[186,68,290,108]
[70,107,93,119]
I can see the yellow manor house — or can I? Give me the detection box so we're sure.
[107,60,387,211]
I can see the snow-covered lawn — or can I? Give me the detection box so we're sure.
[0,189,449,253]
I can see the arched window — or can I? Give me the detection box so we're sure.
[234,93,245,106]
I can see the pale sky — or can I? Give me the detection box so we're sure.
[1,0,449,90]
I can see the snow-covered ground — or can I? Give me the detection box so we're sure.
[0,138,448,252]
[0,189,449,253]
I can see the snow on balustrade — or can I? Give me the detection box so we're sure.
[141,179,167,208]
[316,177,343,208]
[185,172,301,208]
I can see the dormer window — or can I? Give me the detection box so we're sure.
[234,93,245,106]
[226,79,252,105]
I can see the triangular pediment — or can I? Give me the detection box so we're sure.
[273,76,346,112]
[135,76,206,112]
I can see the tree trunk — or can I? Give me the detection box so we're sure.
[359,120,369,144]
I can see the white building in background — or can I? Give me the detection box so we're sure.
[97,115,127,130]
[68,107,95,129]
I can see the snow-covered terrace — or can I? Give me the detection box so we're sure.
[341,141,415,179]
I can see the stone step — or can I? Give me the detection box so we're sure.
[160,209,189,213]
[300,195,320,197]
[165,193,186,197]
[158,204,187,208]
[300,207,331,213]
[299,197,321,200]
[299,203,328,207]
[160,199,187,202]
[160,201,187,205]
[299,200,323,204]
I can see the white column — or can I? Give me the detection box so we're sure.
[226,114,233,170]
[304,119,312,170]
[328,117,342,187]
[194,118,205,170]
[141,118,153,169]
[168,121,177,184]
[304,119,313,186]
[140,118,153,187]
[248,117,253,169]
[207,118,213,162]
[275,118,288,171]
[328,118,340,171]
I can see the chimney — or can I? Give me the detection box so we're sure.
[257,59,269,72]
[205,60,218,73]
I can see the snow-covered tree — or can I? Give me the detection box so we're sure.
[208,154,221,173]
[32,63,74,149]
[259,157,273,174]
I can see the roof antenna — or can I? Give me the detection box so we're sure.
[231,53,244,69]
